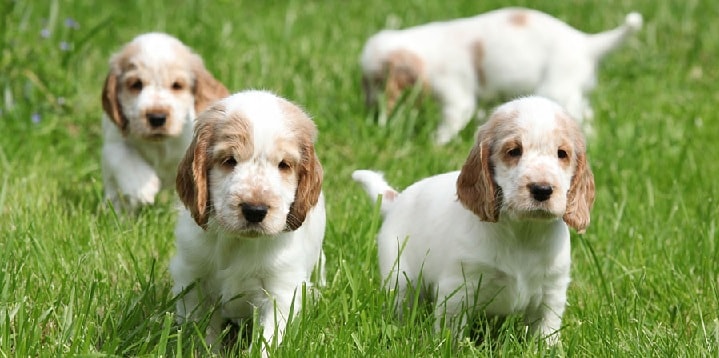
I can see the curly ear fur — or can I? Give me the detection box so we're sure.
[192,56,229,114]
[563,150,595,233]
[286,134,323,231]
[101,70,128,134]
[456,128,501,222]
[273,98,324,231]
[176,109,219,229]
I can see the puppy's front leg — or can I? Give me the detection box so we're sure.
[256,287,299,354]
[524,283,568,346]
[433,279,474,337]
[434,85,476,145]
[102,142,160,208]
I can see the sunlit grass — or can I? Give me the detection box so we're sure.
[1,0,718,356]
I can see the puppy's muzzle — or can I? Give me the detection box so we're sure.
[528,182,553,202]
[147,112,167,128]
[241,203,269,223]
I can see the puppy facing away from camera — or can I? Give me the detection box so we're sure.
[170,91,326,352]
[101,32,229,210]
[360,7,643,144]
[352,96,595,345]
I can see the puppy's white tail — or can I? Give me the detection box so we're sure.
[587,12,643,60]
[352,170,399,216]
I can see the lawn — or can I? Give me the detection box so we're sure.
[1,0,718,356]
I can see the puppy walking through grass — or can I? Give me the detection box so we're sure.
[353,96,595,345]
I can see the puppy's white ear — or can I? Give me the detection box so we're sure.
[177,106,221,228]
[456,126,500,222]
[101,69,128,134]
[192,56,229,114]
[563,149,595,233]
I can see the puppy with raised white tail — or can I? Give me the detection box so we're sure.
[353,96,595,345]
[361,7,643,144]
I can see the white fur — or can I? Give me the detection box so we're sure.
[170,91,325,353]
[101,33,227,209]
[361,7,643,144]
[353,96,593,345]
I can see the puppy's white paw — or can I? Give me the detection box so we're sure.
[133,174,161,205]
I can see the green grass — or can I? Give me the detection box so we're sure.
[1,0,718,356]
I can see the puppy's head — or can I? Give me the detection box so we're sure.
[457,96,595,232]
[101,33,228,140]
[176,91,323,235]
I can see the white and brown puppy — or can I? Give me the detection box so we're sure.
[170,91,325,351]
[353,96,595,344]
[101,32,229,209]
[361,7,642,144]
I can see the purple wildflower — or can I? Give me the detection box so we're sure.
[40,28,51,38]
[31,113,41,124]
[60,41,71,51]
[64,18,79,29]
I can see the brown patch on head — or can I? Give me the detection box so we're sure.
[498,138,523,167]
[191,55,229,114]
[383,49,427,112]
[456,110,518,221]
[471,41,487,87]
[278,99,324,231]
[176,102,238,228]
[210,110,254,168]
[101,42,143,134]
[508,11,529,27]
[555,112,595,233]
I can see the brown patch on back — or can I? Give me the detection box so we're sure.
[278,99,323,231]
[471,41,487,87]
[383,49,427,112]
[508,11,529,27]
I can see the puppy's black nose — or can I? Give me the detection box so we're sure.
[241,203,269,223]
[529,183,553,202]
[147,113,167,128]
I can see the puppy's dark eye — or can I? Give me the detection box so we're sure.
[128,79,143,91]
[278,160,291,171]
[508,147,522,158]
[221,157,237,168]
[171,81,184,91]
[558,149,568,159]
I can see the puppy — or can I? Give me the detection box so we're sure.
[352,96,595,344]
[361,7,642,144]
[101,32,229,209]
[170,90,326,352]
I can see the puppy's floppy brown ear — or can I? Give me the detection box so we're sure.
[101,70,128,134]
[192,56,229,114]
[176,107,221,228]
[563,150,595,233]
[456,127,501,222]
[286,142,323,231]
[279,100,323,231]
